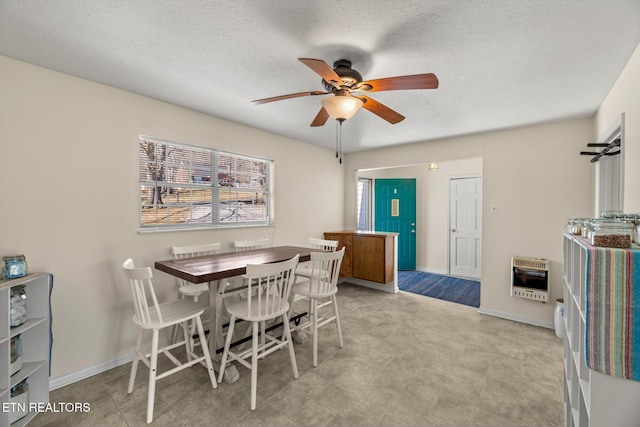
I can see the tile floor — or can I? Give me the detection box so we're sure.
[31,283,564,427]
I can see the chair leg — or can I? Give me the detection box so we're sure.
[312,298,319,367]
[189,319,197,354]
[282,313,299,379]
[332,294,344,348]
[259,321,266,358]
[146,329,160,424]
[250,321,259,410]
[171,323,180,344]
[128,329,144,394]
[182,321,193,362]
[195,316,217,389]
[217,315,236,384]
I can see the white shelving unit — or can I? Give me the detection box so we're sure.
[563,234,640,427]
[0,273,50,427]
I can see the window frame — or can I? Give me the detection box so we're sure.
[138,135,274,232]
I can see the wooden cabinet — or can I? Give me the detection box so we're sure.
[324,231,395,285]
[0,273,51,427]
[323,232,353,278]
[352,235,394,284]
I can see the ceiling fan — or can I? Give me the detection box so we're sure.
[251,58,439,126]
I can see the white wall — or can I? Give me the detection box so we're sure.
[358,158,482,274]
[0,56,345,381]
[596,41,640,212]
[345,119,594,327]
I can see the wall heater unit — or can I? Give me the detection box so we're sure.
[511,256,550,302]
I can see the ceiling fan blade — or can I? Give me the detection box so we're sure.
[359,73,439,92]
[251,91,328,105]
[310,107,330,127]
[357,96,405,124]
[299,58,343,88]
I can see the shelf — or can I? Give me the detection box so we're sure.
[563,234,640,427]
[10,361,47,388]
[9,318,47,339]
[0,273,51,427]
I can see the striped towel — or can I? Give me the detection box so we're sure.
[585,243,640,381]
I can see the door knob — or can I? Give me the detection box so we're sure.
[451,228,456,232]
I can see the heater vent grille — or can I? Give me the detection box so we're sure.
[512,257,549,271]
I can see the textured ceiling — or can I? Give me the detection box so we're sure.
[1,0,639,153]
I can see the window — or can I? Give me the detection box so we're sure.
[357,178,372,231]
[595,114,624,215]
[139,135,273,230]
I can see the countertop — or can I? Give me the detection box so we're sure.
[325,230,399,236]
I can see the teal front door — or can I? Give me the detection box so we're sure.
[374,179,416,270]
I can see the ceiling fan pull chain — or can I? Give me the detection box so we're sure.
[335,121,339,158]
[339,121,343,164]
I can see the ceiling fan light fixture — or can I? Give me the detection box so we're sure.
[322,95,363,121]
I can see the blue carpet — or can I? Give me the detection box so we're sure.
[398,271,480,308]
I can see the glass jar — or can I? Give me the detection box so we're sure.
[590,220,633,248]
[10,285,27,328]
[567,219,583,235]
[622,214,640,244]
[10,334,22,376]
[601,210,624,219]
[9,377,29,423]
[582,218,598,239]
[2,255,27,279]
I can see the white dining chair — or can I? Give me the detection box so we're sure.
[170,243,221,351]
[308,237,339,251]
[217,255,300,410]
[222,239,275,348]
[296,237,338,279]
[233,238,271,252]
[122,258,217,424]
[289,248,345,367]
[170,242,221,301]
[231,238,272,289]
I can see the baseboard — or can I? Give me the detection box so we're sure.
[478,306,554,329]
[49,352,133,390]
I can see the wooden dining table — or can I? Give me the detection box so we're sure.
[154,245,314,383]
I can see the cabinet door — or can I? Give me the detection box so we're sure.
[324,233,352,277]
[352,235,393,284]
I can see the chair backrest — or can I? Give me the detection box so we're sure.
[308,237,338,252]
[122,258,163,325]
[305,248,345,297]
[171,242,221,258]
[244,254,299,320]
[170,243,221,288]
[233,238,271,252]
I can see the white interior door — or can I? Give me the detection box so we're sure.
[449,176,482,279]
